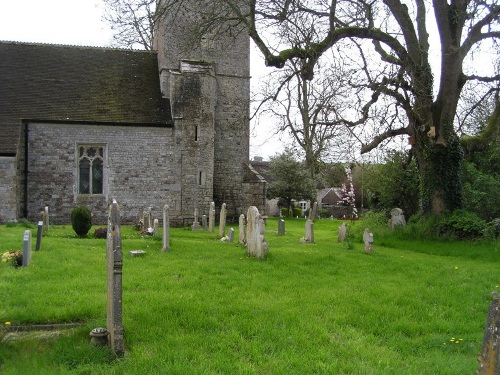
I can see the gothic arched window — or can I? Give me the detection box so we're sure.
[78,145,104,194]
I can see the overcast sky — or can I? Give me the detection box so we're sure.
[0,0,277,160]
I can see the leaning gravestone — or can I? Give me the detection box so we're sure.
[246,206,268,259]
[300,219,314,243]
[106,200,124,356]
[363,228,374,254]
[278,219,285,236]
[208,202,215,233]
[22,230,32,267]
[478,297,500,374]
[219,203,227,238]
[390,208,406,229]
[162,204,170,251]
[338,222,347,242]
[239,214,246,245]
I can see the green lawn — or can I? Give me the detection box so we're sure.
[0,218,498,374]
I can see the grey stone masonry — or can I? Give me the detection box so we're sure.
[0,156,17,222]
[106,200,124,357]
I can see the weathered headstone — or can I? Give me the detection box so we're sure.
[22,230,32,267]
[129,250,146,257]
[202,215,208,231]
[227,228,235,243]
[300,219,314,243]
[144,207,153,230]
[208,202,215,233]
[308,202,318,221]
[162,204,170,251]
[478,297,500,374]
[363,228,374,254]
[106,200,124,356]
[191,208,202,231]
[390,208,406,229]
[219,203,227,238]
[239,214,246,245]
[43,206,49,231]
[35,221,43,251]
[246,206,268,259]
[278,219,285,236]
[338,222,347,242]
[153,218,159,235]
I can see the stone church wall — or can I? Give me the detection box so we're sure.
[25,122,179,225]
[0,156,18,222]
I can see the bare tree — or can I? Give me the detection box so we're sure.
[213,0,500,215]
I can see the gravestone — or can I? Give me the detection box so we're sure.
[144,207,153,230]
[338,222,347,242]
[22,230,32,267]
[43,206,49,231]
[129,250,146,257]
[308,202,318,221]
[208,202,215,233]
[300,219,314,243]
[191,208,202,231]
[278,219,285,236]
[153,219,159,235]
[363,228,374,254]
[227,228,235,243]
[390,208,406,229]
[162,204,170,251]
[219,203,227,238]
[478,297,500,374]
[136,209,144,231]
[239,214,246,245]
[106,200,124,356]
[202,215,208,231]
[35,221,43,251]
[246,206,268,259]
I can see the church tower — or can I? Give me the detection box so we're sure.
[154,0,250,221]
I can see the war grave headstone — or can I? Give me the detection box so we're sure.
[106,200,124,356]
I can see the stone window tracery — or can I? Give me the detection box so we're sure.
[78,145,104,194]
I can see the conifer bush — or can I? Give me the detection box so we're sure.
[70,206,92,238]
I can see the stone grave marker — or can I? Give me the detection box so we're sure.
[191,208,202,231]
[144,207,153,230]
[153,219,159,235]
[208,202,215,233]
[227,228,235,243]
[162,204,170,251]
[363,228,374,254]
[300,219,314,243]
[35,221,43,251]
[278,219,285,236]
[478,297,500,374]
[338,222,347,242]
[239,214,246,245]
[106,200,124,356]
[246,206,268,259]
[202,215,208,231]
[43,206,49,231]
[219,203,227,238]
[390,208,406,229]
[308,201,318,221]
[22,230,32,267]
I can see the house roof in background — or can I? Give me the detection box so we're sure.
[0,41,172,155]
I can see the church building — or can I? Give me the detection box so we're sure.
[0,1,266,225]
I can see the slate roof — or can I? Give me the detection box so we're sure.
[0,41,172,155]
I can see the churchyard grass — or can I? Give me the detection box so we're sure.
[0,218,499,374]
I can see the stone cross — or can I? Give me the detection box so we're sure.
[246,206,268,259]
[208,202,215,233]
[363,228,374,254]
[300,219,314,243]
[43,206,49,231]
[238,214,246,245]
[191,208,202,231]
[106,200,124,356]
[162,204,170,251]
[390,208,406,229]
[338,222,347,242]
[227,228,235,243]
[218,203,227,238]
[35,221,43,251]
[278,219,285,236]
[22,230,32,267]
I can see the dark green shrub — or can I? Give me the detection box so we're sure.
[93,227,107,239]
[318,208,330,218]
[438,209,486,240]
[281,207,292,217]
[484,218,500,240]
[70,206,92,238]
[293,207,303,217]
